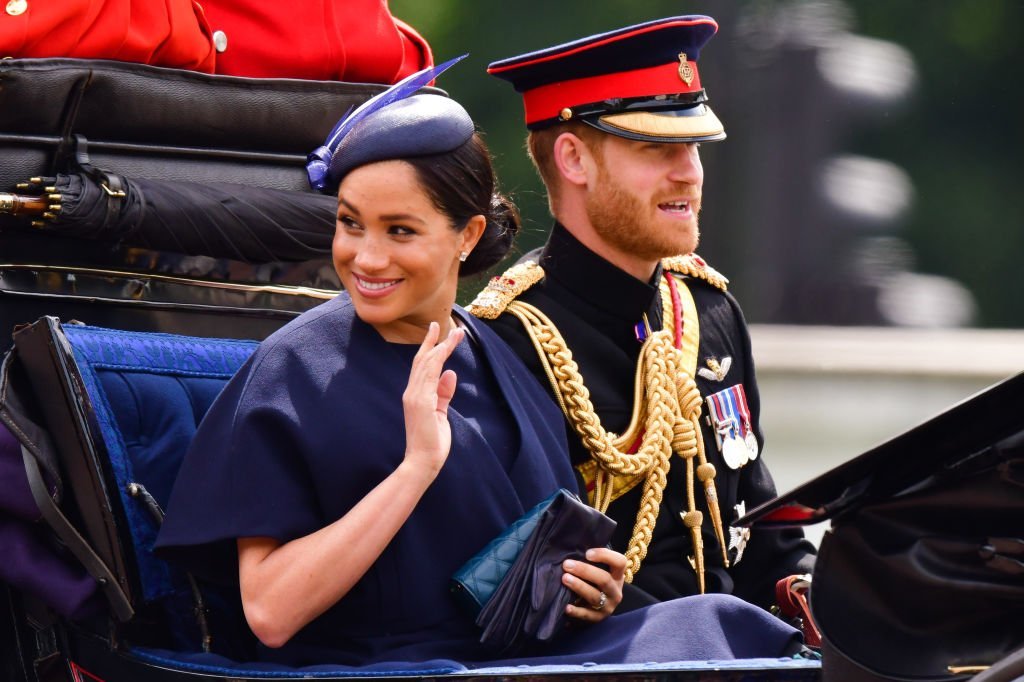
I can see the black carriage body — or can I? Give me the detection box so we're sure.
[740,373,1024,681]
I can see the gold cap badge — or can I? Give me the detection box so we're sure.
[678,52,694,86]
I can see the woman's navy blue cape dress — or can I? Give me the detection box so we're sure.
[156,293,801,668]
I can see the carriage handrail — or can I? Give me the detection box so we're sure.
[0,133,310,166]
[0,264,338,299]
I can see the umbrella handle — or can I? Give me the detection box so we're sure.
[2,176,64,227]
[0,192,51,217]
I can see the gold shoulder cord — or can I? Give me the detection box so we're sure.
[468,255,729,590]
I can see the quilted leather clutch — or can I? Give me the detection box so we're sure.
[451,488,616,653]
[450,490,558,614]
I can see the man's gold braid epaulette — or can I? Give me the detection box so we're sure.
[466,260,545,319]
[662,254,729,292]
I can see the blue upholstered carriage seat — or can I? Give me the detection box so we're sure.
[62,324,257,638]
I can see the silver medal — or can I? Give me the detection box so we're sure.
[722,436,748,469]
[744,431,759,460]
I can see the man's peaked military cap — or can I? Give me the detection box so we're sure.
[487,16,726,143]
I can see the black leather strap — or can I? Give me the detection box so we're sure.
[19,431,133,622]
[11,318,137,619]
[0,350,134,622]
[0,352,62,501]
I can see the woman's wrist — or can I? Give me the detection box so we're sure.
[395,456,442,489]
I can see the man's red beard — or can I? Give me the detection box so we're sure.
[584,163,701,264]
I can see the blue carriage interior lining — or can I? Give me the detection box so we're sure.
[40,321,820,679]
[56,323,259,656]
[62,324,258,606]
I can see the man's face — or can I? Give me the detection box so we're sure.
[583,135,704,263]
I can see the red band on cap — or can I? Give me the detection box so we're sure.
[522,60,702,125]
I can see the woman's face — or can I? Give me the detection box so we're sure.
[333,160,483,343]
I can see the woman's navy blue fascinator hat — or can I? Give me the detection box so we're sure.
[307,55,474,193]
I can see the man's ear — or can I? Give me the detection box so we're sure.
[552,132,598,188]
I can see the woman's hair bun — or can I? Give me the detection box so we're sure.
[461,191,521,276]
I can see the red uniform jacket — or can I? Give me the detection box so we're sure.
[0,0,431,82]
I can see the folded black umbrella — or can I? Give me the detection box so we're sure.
[8,171,335,264]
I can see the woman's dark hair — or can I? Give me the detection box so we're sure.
[404,133,521,277]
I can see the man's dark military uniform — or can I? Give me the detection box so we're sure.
[481,15,816,612]
[482,224,815,611]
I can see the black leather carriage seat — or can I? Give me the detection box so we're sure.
[13,317,257,654]
[1,57,387,345]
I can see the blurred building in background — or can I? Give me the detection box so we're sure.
[702,1,951,326]
[751,323,1024,544]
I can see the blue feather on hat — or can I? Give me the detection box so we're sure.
[307,54,470,193]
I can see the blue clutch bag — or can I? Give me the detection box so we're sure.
[449,490,559,614]
[450,488,617,653]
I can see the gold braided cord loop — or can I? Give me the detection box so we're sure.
[510,296,668,581]
[506,302,657,476]
[663,273,730,570]
[505,270,727,586]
